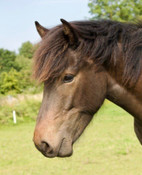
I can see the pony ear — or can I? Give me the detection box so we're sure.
[60,19,79,48]
[35,21,49,38]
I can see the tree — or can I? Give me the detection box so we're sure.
[0,67,35,94]
[15,55,32,71]
[0,68,22,94]
[0,49,19,72]
[88,0,142,21]
[19,41,35,59]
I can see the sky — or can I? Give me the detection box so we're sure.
[0,0,91,52]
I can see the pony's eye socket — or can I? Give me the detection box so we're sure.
[63,74,74,83]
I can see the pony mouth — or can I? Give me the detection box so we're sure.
[38,138,73,158]
[57,138,73,158]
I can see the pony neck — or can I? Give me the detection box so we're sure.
[106,75,142,120]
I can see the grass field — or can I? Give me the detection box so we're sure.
[0,101,142,175]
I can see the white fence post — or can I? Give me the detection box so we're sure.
[13,110,17,124]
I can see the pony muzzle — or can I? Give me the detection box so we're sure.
[33,128,73,158]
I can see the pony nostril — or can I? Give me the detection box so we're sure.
[41,141,53,154]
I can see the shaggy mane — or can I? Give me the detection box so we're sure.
[33,19,142,85]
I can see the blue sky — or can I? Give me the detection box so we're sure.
[0,0,91,52]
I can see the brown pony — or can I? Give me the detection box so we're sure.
[33,19,142,158]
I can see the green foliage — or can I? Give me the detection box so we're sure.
[0,68,37,95]
[0,69,22,94]
[88,0,142,21]
[0,42,41,95]
[0,49,19,72]
[19,41,35,59]
[15,55,32,70]
[0,98,41,124]
[14,55,35,90]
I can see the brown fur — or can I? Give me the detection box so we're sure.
[33,19,142,158]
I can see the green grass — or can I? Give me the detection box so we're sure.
[0,101,142,175]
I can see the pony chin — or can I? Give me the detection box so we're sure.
[57,139,73,157]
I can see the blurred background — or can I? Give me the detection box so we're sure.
[0,0,142,175]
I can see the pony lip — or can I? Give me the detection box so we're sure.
[58,138,65,154]
[42,151,57,158]
[57,138,73,157]
[40,138,73,158]
[34,143,57,158]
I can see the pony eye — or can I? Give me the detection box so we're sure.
[63,74,74,83]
